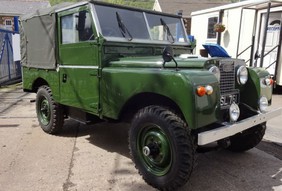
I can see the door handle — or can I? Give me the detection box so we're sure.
[62,74,67,83]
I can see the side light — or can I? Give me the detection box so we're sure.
[263,78,274,86]
[196,85,214,96]
[205,85,213,95]
[197,86,206,97]
[237,66,248,85]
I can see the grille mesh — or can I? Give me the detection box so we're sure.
[219,61,235,94]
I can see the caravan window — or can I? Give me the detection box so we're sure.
[207,17,218,39]
[4,19,13,31]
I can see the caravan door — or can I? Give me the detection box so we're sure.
[259,12,282,85]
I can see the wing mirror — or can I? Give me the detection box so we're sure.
[162,46,178,70]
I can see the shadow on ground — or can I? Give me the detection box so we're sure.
[57,119,282,191]
[59,119,130,158]
[273,85,282,94]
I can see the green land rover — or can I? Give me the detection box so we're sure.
[20,1,282,190]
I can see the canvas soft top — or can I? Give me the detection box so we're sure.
[21,2,75,21]
[20,2,78,69]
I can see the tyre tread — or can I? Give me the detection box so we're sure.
[129,105,195,191]
[228,123,266,152]
[36,85,64,134]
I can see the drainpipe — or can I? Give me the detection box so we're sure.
[260,2,271,67]
[217,9,224,45]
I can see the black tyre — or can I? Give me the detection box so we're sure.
[227,123,266,152]
[129,106,195,190]
[36,86,64,134]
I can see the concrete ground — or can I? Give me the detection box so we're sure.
[0,84,281,191]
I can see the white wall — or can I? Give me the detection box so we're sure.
[191,8,255,61]
[222,8,255,62]
[191,3,282,86]
[191,12,219,55]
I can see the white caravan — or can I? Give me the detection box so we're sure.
[191,0,282,86]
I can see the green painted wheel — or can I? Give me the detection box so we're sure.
[36,86,64,134]
[38,97,51,126]
[129,106,195,190]
[137,124,172,176]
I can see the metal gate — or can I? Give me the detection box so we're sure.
[0,30,21,86]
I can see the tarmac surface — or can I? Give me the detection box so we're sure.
[0,83,281,191]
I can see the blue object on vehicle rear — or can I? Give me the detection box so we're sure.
[202,43,230,58]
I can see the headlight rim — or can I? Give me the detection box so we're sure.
[237,65,248,85]
[209,65,220,82]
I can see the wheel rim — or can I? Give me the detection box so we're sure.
[137,124,172,176]
[38,96,51,126]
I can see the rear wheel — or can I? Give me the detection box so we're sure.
[227,123,266,152]
[129,106,195,190]
[36,86,64,134]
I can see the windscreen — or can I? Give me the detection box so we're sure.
[94,4,188,44]
[146,13,186,43]
[95,5,150,40]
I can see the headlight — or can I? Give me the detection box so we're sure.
[237,66,248,85]
[209,66,220,81]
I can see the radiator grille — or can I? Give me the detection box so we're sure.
[219,61,235,94]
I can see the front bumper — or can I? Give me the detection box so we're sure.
[197,108,282,145]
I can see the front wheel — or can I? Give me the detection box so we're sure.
[36,86,64,134]
[129,106,195,190]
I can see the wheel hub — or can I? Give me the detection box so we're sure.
[39,98,50,125]
[143,142,161,158]
[41,103,49,116]
[138,125,172,176]
[143,146,150,156]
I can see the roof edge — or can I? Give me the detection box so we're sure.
[191,0,282,16]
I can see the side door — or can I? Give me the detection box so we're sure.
[58,6,100,114]
[259,12,281,75]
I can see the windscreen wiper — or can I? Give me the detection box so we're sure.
[160,18,174,43]
[116,12,133,41]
